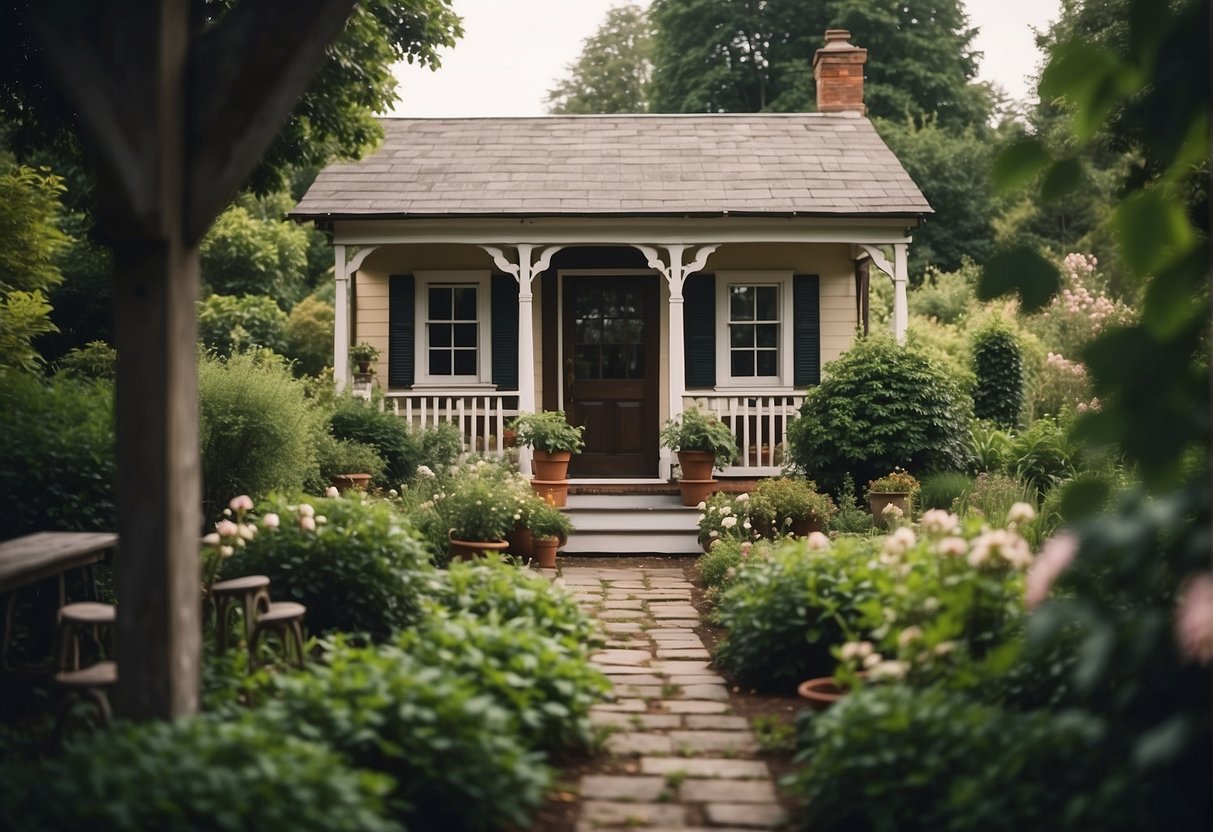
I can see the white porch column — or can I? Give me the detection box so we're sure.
[481,244,564,477]
[858,243,909,345]
[333,244,350,389]
[635,243,719,479]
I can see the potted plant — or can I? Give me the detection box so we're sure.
[866,468,920,527]
[525,500,574,569]
[749,477,837,538]
[510,410,585,507]
[350,342,379,375]
[696,491,754,552]
[437,473,514,560]
[659,406,738,506]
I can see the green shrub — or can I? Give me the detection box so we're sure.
[55,339,117,380]
[696,491,754,548]
[827,475,873,534]
[329,395,416,486]
[284,293,334,377]
[748,477,836,537]
[956,473,1035,526]
[198,351,323,518]
[908,261,978,325]
[918,471,973,510]
[968,419,1012,474]
[0,373,115,538]
[0,717,401,832]
[220,493,434,639]
[712,538,878,691]
[510,410,585,454]
[660,404,739,468]
[394,610,608,753]
[697,537,773,590]
[971,320,1024,428]
[414,421,464,475]
[788,684,1108,832]
[262,635,550,831]
[1008,415,1076,496]
[197,292,288,356]
[314,433,386,486]
[788,333,973,495]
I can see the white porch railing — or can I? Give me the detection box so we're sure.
[384,391,520,458]
[683,392,805,476]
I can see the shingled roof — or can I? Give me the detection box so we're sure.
[293,113,931,220]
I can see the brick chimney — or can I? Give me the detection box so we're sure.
[813,29,867,115]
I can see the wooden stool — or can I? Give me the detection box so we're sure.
[211,575,271,653]
[56,602,116,671]
[249,601,307,669]
[54,660,117,742]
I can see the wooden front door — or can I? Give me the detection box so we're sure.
[563,277,659,477]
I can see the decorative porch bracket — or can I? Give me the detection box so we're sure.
[634,244,719,479]
[333,245,380,389]
[480,244,565,477]
[858,243,909,344]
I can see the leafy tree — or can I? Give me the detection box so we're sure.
[200,198,312,305]
[284,293,335,377]
[547,4,653,114]
[970,320,1024,428]
[197,293,289,356]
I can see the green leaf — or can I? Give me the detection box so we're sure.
[978,246,1061,313]
[1039,158,1086,203]
[1113,187,1198,276]
[1059,478,1111,521]
[992,136,1050,193]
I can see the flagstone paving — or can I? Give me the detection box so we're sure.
[556,565,788,832]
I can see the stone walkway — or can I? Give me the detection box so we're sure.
[558,565,788,832]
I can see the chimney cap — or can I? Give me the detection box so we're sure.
[820,29,857,51]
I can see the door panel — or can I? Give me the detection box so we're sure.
[563,277,659,477]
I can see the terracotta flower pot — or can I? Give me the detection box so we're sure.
[677,450,716,481]
[532,535,560,569]
[506,523,534,559]
[678,478,719,507]
[867,492,910,527]
[532,450,572,481]
[789,516,825,538]
[447,530,510,561]
[532,478,569,507]
[797,676,850,711]
[330,473,372,492]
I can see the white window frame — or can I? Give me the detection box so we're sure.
[413,270,494,388]
[714,270,795,389]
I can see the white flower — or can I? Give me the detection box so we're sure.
[215,519,238,538]
[720,506,732,516]
[1007,502,1037,525]
[933,641,956,657]
[325,486,340,498]
[869,660,910,680]
[219,545,234,558]
[201,532,221,546]
[237,523,257,541]
[315,515,327,525]
[228,495,253,513]
[862,652,884,670]
[743,520,752,530]
[806,531,830,551]
[725,566,736,579]
[388,489,399,498]
[881,526,916,557]
[299,515,316,532]
[840,641,874,661]
[898,626,923,647]
[417,465,435,478]
[969,529,1033,570]
[922,596,940,613]
[297,503,315,518]
[721,516,738,529]
[736,493,749,502]
[262,513,280,530]
[696,501,707,510]
[921,509,959,536]
[936,536,968,558]
[1025,532,1077,609]
[709,530,719,538]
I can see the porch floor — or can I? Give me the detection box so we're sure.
[568,479,761,497]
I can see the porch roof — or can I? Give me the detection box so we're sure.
[292,113,932,221]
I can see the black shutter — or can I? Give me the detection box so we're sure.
[683,274,716,388]
[388,274,415,388]
[793,274,821,388]
[491,274,519,390]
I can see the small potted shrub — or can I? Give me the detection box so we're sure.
[750,477,837,538]
[510,410,585,506]
[525,500,574,569]
[349,342,379,374]
[696,491,754,552]
[659,406,738,506]
[438,471,515,560]
[866,468,920,527]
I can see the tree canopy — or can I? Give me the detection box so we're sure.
[546,3,653,114]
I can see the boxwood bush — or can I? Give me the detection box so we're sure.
[220,493,434,639]
[0,717,401,832]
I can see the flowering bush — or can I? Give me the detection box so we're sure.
[748,477,837,538]
[867,468,920,495]
[696,491,754,548]
[1027,253,1133,361]
[697,537,774,591]
[200,495,259,592]
[1030,350,1094,417]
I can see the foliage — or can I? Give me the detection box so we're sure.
[413,420,464,476]
[525,499,574,541]
[434,461,524,542]
[394,610,609,753]
[197,293,288,356]
[1028,349,1095,418]
[698,537,773,590]
[954,473,1035,528]
[660,405,738,469]
[1007,415,1076,496]
[258,634,550,832]
[749,476,836,536]
[510,409,585,454]
[0,373,115,539]
[328,395,415,486]
[697,491,754,547]
[220,493,433,640]
[787,334,973,495]
[827,474,874,534]
[1024,252,1134,360]
[788,684,1107,832]
[284,293,334,377]
[908,260,979,323]
[866,468,919,495]
[546,3,653,114]
[198,351,323,518]
[350,341,380,364]
[55,339,116,380]
[712,537,878,691]
[0,290,58,375]
[967,419,1012,474]
[917,471,972,511]
[200,200,311,305]
[314,434,387,484]
[971,320,1024,428]
[0,716,401,832]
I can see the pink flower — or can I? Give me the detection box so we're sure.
[214,519,238,538]
[201,532,221,546]
[262,513,280,530]
[921,509,958,536]
[325,486,340,498]
[299,515,316,533]
[297,503,315,518]
[1175,573,1213,665]
[806,531,830,551]
[936,536,968,558]
[1025,532,1078,609]
[228,495,253,513]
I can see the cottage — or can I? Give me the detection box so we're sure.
[293,29,930,481]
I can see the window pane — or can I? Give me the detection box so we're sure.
[730,286,754,321]
[756,323,778,348]
[430,323,451,348]
[756,286,778,321]
[453,287,477,320]
[429,350,451,376]
[575,290,601,318]
[730,323,753,348]
[731,350,754,377]
[575,345,600,379]
[622,319,643,344]
[601,317,627,344]
[453,323,477,348]
[756,350,778,376]
[453,349,477,375]
[575,318,601,345]
[602,345,626,378]
[429,287,452,320]
[628,345,644,378]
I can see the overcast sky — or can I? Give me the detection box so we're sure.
[391,0,1061,118]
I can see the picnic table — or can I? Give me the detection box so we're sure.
[0,531,118,672]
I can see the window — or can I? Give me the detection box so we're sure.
[728,284,780,377]
[427,285,479,376]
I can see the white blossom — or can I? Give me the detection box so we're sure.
[1007,502,1037,525]
[806,531,830,551]
[262,513,280,530]
[325,486,340,498]
[921,509,959,536]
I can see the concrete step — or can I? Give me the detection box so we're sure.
[561,495,703,555]
[563,530,703,556]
